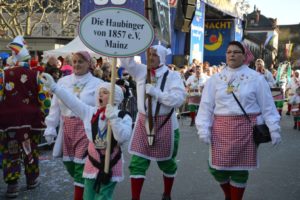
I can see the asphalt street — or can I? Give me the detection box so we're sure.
[1,107,300,200]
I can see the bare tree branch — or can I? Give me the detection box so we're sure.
[0,0,80,38]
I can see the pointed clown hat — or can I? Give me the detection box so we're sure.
[7,36,31,64]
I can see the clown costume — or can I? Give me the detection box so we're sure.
[0,36,51,198]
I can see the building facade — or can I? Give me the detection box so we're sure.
[244,8,279,68]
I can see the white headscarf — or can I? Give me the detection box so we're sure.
[95,82,124,107]
[151,44,172,66]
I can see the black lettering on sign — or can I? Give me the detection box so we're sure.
[94,30,106,36]
[105,40,128,49]
[91,17,104,25]
[135,32,141,40]
[109,30,127,38]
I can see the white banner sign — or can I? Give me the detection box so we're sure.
[79,7,154,57]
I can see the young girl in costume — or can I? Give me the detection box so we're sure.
[41,73,132,200]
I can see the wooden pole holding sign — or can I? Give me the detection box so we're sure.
[145,0,155,146]
[104,57,117,174]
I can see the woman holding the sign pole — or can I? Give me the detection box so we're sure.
[196,41,281,200]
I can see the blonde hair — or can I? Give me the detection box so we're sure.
[255,58,265,66]
[64,55,73,65]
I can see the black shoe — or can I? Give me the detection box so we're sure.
[162,194,171,200]
[190,121,195,126]
[294,125,297,129]
[286,112,290,115]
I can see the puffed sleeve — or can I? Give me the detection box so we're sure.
[256,76,281,133]
[53,86,95,122]
[109,113,132,145]
[157,72,187,108]
[196,76,216,138]
[44,94,61,137]
[266,71,276,88]
[186,75,193,86]
[120,57,146,81]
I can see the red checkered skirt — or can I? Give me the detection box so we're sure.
[271,88,284,101]
[62,116,89,163]
[210,114,258,170]
[129,113,173,161]
[291,104,300,116]
[188,95,201,105]
[83,142,123,181]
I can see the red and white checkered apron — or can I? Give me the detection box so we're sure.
[62,116,89,163]
[291,104,300,116]
[210,114,258,170]
[188,95,201,105]
[272,88,284,101]
[83,142,122,180]
[188,89,201,105]
[129,113,173,161]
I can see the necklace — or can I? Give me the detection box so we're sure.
[94,127,107,149]
[73,82,87,97]
[226,75,236,94]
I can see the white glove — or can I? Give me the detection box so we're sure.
[120,57,134,67]
[105,104,118,120]
[199,134,211,145]
[40,73,57,91]
[145,83,162,99]
[271,131,281,146]
[45,135,55,145]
